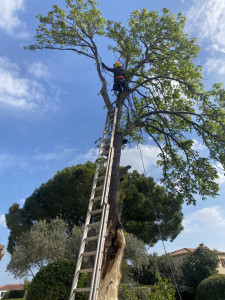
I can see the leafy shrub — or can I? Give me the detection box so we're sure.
[149,273,176,300]
[119,284,151,300]
[26,259,87,300]
[2,290,24,299]
[196,274,225,300]
[181,245,219,293]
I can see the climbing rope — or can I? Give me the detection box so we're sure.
[137,144,183,300]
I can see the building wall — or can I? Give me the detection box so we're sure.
[217,254,225,275]
[0,291,7,299]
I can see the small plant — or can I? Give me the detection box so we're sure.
[149,273,176,300]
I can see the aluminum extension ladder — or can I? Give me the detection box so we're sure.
[69,108,118,300]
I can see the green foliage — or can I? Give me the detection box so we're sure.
[2,290,24,299]
[121,171,183,244]
[119,284,151,300]
[196,275,225,300]
[181,244,219,293]
[7,218,83,278]
[26,259,86,300]
[6,161,95,253]
[124,233,148,271]
[134,252,182,287]
[6,163,183,253]
[25,0,106,58]
[26,0,225,207]
[149,273,176,300]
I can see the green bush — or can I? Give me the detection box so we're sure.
[119,284,151,300]
[26,259,87,300]
[2,290,24,299]
[196,274,225,300]
[149,273,176,300]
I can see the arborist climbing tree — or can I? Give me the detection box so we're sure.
[102,61,129,95]
[26,1,225,299]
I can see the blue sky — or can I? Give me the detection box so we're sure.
[0,0,225,285]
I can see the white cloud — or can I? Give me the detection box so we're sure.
[69,148,99,165]
[121,144,161,175]
[33,147,77,162]
[192,139,206,151]
[0,215,6,227]
[186,0,225,53]
[0,153,16,174]
[27,62,50,79]
[183,206,225,234]
[0,57,58,110]
[19,198,25,205]
[0,0,26,36]
[205,58,225,74]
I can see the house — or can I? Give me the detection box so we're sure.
[0,284,24,299]
[169,247,225,275]
[0,245,6,261]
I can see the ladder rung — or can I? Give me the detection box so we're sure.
[79,268,94,273]
[88,221,101,228]
[101,150,109,156]
[91,208,103,214]
[92,196,102,202]
[97,175,105,181]
[102,142,110,148]
[85,235,99,242]
[74,287,91,293]
[99,166,106,172]
[82,251,96,256]
[95,185,104,191]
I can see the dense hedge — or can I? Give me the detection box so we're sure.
[196,274,225,300]
[119,284,151,300]
[2,290,24,299]
[26,259,86,300]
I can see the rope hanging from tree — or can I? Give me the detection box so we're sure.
[137,143,183,300]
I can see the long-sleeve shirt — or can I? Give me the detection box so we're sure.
[102,64,126,80]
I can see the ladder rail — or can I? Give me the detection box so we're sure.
[101,109,117,206]
[69,108,118,300]
[69,162,102,299]
[89,203,109,299]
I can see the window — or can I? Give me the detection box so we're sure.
[221,258,225,268]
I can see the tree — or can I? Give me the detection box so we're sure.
[25,1,225,298]
[181,244,219,294]
[134,252,183,287]
[6,161,96,253]
[6,162,183,253]
[7,218,83,278]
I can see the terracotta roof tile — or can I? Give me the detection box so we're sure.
[170,248,225,257]
[170,248,196,256]
[0,244,5,250]
[0,284,24,291]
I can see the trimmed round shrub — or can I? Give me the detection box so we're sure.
[196,274,225,300]
[26,259,86,300]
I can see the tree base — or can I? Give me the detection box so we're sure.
[97,229,125,300]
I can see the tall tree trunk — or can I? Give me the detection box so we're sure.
[97,114,126,300]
